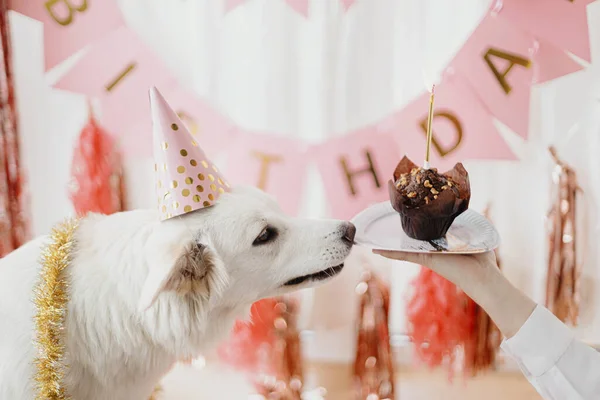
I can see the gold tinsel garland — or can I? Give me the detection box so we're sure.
[353,270,394,400]
[254,297,304,399]
[34,218,79,400]
[464,205,502,376]
[546,147,581,325]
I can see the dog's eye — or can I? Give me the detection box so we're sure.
[253,226,278,246]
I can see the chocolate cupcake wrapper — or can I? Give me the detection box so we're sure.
[389,156,471,241]
[399,213,460,241]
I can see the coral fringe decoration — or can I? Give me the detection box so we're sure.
[219,297,318,399]
[406,206,503,378]
[33,218,79,400]
[0,0,30,257]
[218,298,282,373]
[463,205,502,376]
[353,271,394,399]
[406,267,473,378]
[68,111,124,216]
[546,147,580,326]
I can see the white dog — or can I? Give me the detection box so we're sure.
[0,186,355,399]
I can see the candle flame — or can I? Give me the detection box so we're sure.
[422,69,439,93]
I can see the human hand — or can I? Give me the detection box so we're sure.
[371,250,500,301]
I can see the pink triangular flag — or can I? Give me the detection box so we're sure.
[53,27,176,136]
[340,0,356,11]
[533,41,585,84]
[10,0,124,71]
[311,129,401,220]
[150,87,231,221]
[226,132,309,216]
[388,74,516,171]
[449,15,534,138]
[224,0,248,12]
[497,0,592,62]
[285,0,309,16]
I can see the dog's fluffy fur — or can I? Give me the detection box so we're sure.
[0,186,354,399]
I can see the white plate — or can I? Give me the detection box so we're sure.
[351,201,500,254]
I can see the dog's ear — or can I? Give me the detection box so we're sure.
[139,240,228,311]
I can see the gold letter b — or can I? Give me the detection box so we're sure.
[45,0,88,26]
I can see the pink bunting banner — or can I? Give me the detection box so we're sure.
[54,27,176,136]
[226,133,309,215]
[10,0,124,71]
[382,74,516,172]
[42,0,595,218]
[495,0,592,63]
[533,41,585,84]
[312,130,401,220]
[449,14,536,139]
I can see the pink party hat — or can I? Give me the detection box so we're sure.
[150,87,230,221]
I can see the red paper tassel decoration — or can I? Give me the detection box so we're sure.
[0,0,30,257]
[218,298,281,374]
[219,297,315,399]
[406,206,503,378]
[353,271,394,399]
[68,109,124,215]
[406,266,473,378]
[546,147,580,325]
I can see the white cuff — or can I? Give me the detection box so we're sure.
[501,305,575,377]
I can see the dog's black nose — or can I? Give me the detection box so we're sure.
[341,222,356,245]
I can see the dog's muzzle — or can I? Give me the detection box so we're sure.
[283,263,345,287]
[283,221,355,287]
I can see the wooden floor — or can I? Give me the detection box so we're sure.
[161,362,543,399]
[306,363,542,400]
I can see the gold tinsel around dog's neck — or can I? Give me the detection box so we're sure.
[33,217,79,400]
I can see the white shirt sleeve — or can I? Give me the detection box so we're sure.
[501,305,600,400]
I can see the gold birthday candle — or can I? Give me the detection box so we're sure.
[424,85,435,169]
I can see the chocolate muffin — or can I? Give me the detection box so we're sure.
[388,156,470,241]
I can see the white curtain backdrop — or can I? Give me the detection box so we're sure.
[12,0,600,370]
